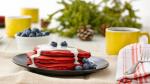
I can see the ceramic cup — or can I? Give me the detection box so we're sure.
[106,27,149,55]
[5,16,31,37]
[21,8,39,23]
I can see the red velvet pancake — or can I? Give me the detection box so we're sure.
[34,48,91,58]
[34,63,82,70]
[27,52,82,64]
[27,52,83,70]
[27,47,91,70]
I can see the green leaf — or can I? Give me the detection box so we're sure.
[44,0,142,38]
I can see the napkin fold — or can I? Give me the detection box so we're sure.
[116,43,150,84]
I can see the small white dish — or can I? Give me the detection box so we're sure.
[15,34,50,50]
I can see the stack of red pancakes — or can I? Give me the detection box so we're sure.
[27,47,91,70]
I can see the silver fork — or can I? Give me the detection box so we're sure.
[125,47,150,75]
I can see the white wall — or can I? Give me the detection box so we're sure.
[0,0,149,30]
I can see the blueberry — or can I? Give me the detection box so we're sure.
[51,41,57,47]
[91,64,97,69]
[36,32,43,37]
[41,32,46,36]
[83,63,90,70]
[21,32,27,37]
[82,58,89,63]
[29,32,36,37]
[17,32,22,36]
[75,65,83,70]
[24,29,31,36]
[61,41,68,47]
[88,62,97,69]
[42,32,48,36]
[45,32,50,35]
[31,31,36,35]
[42,32,50,36]
[32,28,41,33]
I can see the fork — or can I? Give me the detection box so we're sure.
[125,47,150,75]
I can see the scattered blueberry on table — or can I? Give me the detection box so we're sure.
[61,41,68,47]
[51,41,57,47]
[17,28,50,37]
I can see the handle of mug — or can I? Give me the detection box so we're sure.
[139,32,149,44]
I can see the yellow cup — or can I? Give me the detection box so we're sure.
[5,16,31,37]
[21,8,39,23]
[106,27,149,55]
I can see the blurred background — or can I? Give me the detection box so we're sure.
[0,0,149,31]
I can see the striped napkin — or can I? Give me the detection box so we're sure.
[116,43,150,84]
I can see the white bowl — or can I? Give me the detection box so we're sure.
[15,35,50,50]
